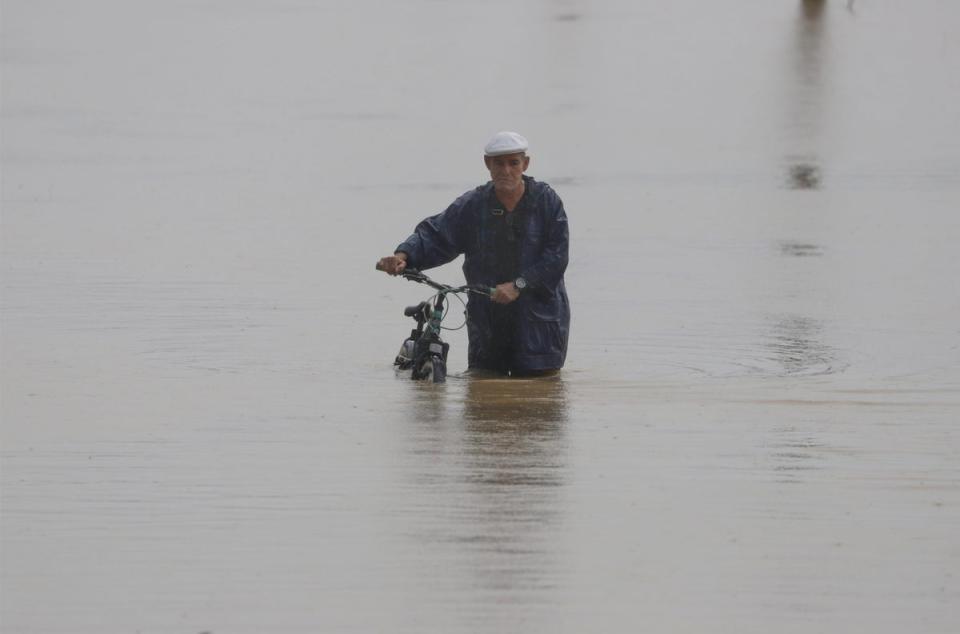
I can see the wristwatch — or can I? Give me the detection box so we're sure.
[513,277,528,291]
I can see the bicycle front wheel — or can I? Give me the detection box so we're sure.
[429,355,446,383]
[414,354,446,383]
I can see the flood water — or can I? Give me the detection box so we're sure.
[2,1,959,632]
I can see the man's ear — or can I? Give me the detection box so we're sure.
[483,156,492,169]
[522,155,531,172]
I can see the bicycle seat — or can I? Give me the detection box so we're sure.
[404,301,429,317]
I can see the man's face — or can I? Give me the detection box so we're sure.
[485,152,529,192]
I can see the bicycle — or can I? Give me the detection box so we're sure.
[377,265,492,383]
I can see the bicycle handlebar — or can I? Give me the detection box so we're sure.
[376,261,492,297]
[403,269,484,295]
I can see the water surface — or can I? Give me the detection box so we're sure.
[2,1,959,632]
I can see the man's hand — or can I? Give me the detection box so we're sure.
[376,253,408,275]
[490,281,520,304]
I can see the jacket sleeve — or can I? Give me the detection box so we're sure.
[395,196,471,271]
[521,188,569,290]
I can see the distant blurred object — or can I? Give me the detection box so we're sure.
[787,162,822,190]
[801,0,826,21]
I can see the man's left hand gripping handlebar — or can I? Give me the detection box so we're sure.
[376,253,408,275]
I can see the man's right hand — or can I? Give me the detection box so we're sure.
[376,253,408,275]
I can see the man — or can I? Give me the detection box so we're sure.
[377,131,570,376]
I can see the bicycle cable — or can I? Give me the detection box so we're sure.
[437,291,470,331]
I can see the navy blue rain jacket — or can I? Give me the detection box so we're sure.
[396,176,570,372]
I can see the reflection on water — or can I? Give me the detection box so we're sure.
[767,425,827,486]
[786,160,822,190]
[400,377,568,598]
[463,375,568,426]
[459,377,567,594]
[784,0,829,189]
[801,0,827,23]
[779,241,824,257]
[765,314,839,376]
[462,376,568,487]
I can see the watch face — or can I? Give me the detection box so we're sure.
[515,277,527,290]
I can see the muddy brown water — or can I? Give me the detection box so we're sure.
[2,1,959,632]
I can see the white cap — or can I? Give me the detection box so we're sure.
[483,131,529,157]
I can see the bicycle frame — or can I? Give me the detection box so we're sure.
[391,269,491,382]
